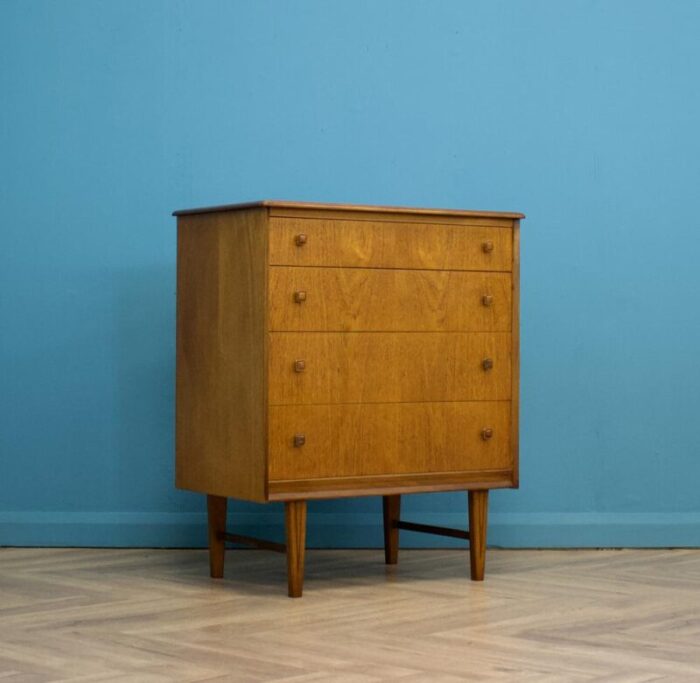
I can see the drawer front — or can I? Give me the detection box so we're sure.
[269,217,513,271]
[268,332,511,404]
[269,402,511,480]
[268,267,512,332]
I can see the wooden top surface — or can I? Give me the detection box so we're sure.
[172,199,525,219]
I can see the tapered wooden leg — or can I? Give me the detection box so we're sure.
[382,495,401,565]
[285,500,307,598]
[468,490,489,581]
[207,494,227,579]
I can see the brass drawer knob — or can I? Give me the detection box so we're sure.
[294,290,307,303]
[482,240,494,253]
[295,233,307,246]
[293,434,306,447]
[294,359,306,373]
[482,358,494,371]
[481,428,494,441]
[482,294,494,307]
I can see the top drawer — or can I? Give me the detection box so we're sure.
[269,217,513,272]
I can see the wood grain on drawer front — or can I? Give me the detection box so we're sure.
[269,217,512,271]
[268,267,511,332]
[268,402,511,480]
[268,332,511,404]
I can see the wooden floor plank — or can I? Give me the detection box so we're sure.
[1,549,699,681]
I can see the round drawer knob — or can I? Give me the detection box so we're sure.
[481,428,494,441]
[295,233,307,246]
[293,434,306,447]
[482,294,494,307]
[482,240,494,253]
[482,358,494,371]
[294,290,307,303]
[294,359,306,373]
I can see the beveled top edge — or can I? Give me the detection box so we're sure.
[172,199,525,219]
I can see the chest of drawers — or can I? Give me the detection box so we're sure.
[174,200,523,597]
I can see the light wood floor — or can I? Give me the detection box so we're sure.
[1,548,699,682]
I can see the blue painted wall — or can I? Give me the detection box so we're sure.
[2,0,699,548]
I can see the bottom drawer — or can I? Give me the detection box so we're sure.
[268,402,511,481]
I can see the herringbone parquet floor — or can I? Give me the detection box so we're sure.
[1,548,699,681]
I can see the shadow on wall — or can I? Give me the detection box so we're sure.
[113,263,180,512]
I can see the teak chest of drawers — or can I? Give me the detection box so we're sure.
[174,200,523,597]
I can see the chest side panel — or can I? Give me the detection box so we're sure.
[176,208,267,502]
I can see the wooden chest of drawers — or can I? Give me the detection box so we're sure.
[174,200,523,596]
